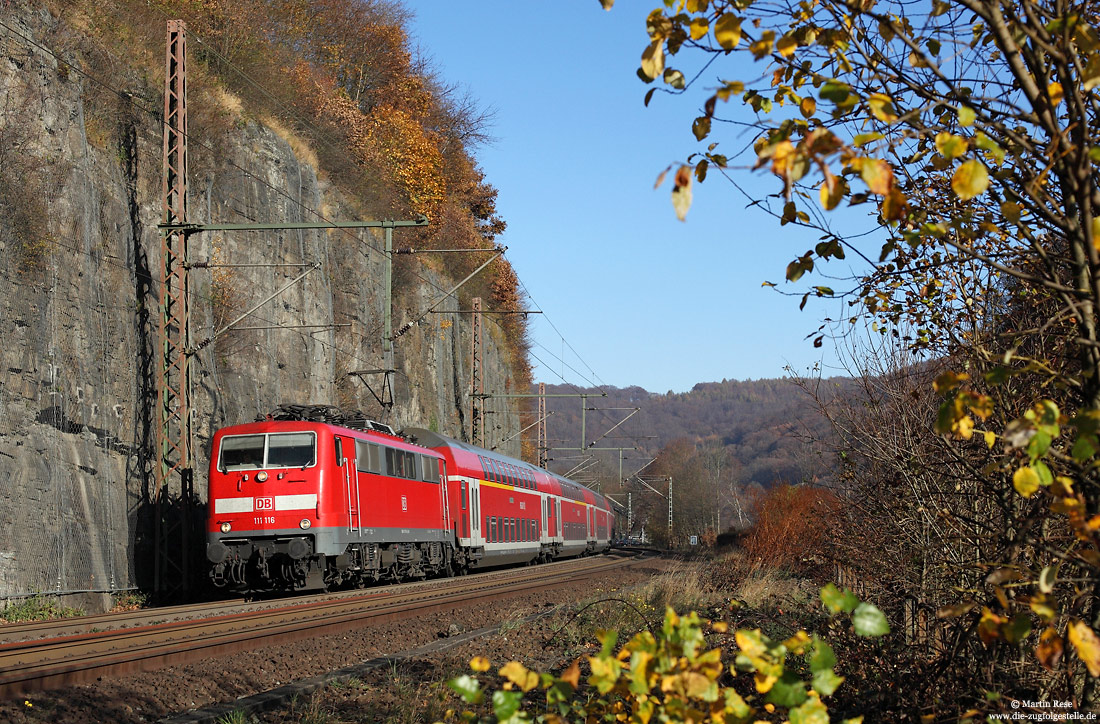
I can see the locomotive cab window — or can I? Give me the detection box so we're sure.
[219,432,316,471]
[268,432,315,468]
[220,435,265,470]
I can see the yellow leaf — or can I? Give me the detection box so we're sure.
[1068,620,1100,677]
[1085,56,1100,91]
[770,140,795,177]
[1002,201,1021,223]
[933,371,969,392]
[800,96,816,117]
[954,415,975,440]
[776,33,798,57]
[820,171,846,210]
[783,630,811,653]
[978,607,1005,646]
[689,17,709,40]
[672,165,693,222]
[470,656,491,672]
[935,132,968,160]
[1037,627,1065,670]
[1093,217,1100,252]
[867,93,898,122]
[860,158,894,195]
[499,661,539,692]
[1052,476,1075,497]
[983,430,996,448]
[1049,82,1064,106]
[714,14,742,50]
[754,672,777,693]
[560,658,581,688]
[952,160,990,200]
[685,0,708,12]
[881,187,909,221]
[750,31,775,59]
[958,105,976,126]
[1075,22,1100,52]
[1013,466,1041,498]
[641,39,664,81]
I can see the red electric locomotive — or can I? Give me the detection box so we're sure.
[206,406,623,592]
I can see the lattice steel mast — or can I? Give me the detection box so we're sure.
[154,19,193,594]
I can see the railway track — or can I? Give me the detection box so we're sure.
[0,551,654,699]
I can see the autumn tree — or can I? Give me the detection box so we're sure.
[608,0,1100,709]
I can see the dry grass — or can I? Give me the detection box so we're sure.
[732,564,809,610]
[264,113,321,170]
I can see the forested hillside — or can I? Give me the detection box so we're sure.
[535,377,846,535]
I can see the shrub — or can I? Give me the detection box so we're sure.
[442,585,888,723]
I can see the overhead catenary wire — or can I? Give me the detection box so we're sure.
[0,15,512,381]
[2,11,650,467]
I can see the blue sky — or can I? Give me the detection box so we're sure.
[409,3,863,393]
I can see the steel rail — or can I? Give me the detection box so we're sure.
[0,553,652,698]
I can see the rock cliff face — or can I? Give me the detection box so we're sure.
[0,6,522,608]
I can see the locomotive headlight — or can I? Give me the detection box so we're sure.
[299,518,311,530]
[255,471,269,482]
[220,522,232,533]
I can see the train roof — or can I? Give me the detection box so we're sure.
[216,420,442,457]
[405,427,613,509]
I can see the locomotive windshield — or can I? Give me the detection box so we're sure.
[219,432,316,470]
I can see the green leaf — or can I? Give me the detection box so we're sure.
[820,583,859,613]
[820,80,851,103]
[852,602,890,636]
[812,668,844,696]
[1004,614,1032,644]
[1032,459,1053,487]
[491,689,522,720]
[1027,430,1052,460]
[809,636,837,672]
[786,256,813,282]
[1071,436,1097,461]
[447,675,483,704]
[664,68,685,89]
[958,105,976,126]
[597,628,619,657]
[765,670,808,708]
[790,696,831,724]
[975,132,1005,165]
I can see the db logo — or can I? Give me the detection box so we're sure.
[255,497,275,511]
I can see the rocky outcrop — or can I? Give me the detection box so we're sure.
[0,6,521,608]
